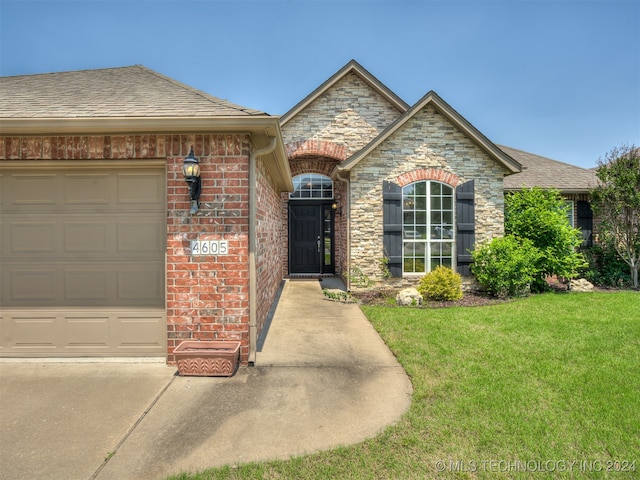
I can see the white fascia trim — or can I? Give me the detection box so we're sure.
[0,116,280,136]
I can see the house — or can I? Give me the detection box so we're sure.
[0,66,292,364]
[280,60,520,288]
[0,60,595,364]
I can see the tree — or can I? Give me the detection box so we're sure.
[505,187,586,291]
[590,144,640,289]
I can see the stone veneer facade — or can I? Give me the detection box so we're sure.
[281,70,510,287]
[349,105,508,286]
[283,73,404,157]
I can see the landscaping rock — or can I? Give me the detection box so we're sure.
[396,288,423,306]
[569,278,594,292]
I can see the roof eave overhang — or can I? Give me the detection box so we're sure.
[505,187,594,195]
[425,94,522,174]
[0,116,293,191]
[0,116,279,135]
[261,121,293,192]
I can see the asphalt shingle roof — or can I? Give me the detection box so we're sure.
[0,65,267,118]
[501,145,597,193]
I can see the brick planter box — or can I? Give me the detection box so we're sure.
[174,340,240,377]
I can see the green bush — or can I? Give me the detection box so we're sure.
[505,188,586,291]
[471,235,542,298]
[349,266,372,288]
[417,266,463,301]
[581,244,632,288]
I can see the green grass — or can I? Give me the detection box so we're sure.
[167,292,640,479]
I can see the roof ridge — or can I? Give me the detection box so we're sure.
[1,64,139,79]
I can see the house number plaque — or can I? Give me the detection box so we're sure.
[191,239,229,256]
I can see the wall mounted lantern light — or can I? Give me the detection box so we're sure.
[182,146,201,214]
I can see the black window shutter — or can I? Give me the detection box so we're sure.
[383,180,403,277]
[455,180,475,276]
[577,200,593,247]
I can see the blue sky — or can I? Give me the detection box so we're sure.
[1,0,638,168]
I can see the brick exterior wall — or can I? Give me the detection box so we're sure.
[165,135,252,364]
[255,156,285,338]
[0,133,284,365]
[349,105,508,286]
[333,178,349,277]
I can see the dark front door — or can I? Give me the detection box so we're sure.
[289,202,334,274]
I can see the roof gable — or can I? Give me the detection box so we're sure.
[339,90,521,174]
[501,145,597,193]
[280,59,409,126]
[0,65,266,119]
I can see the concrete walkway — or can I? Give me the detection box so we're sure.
[0,279,412,480]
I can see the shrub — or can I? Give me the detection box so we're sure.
[581,244,632,288]
[505,188,586,291]
[471,235,542,298]
[417,266,463,301]
[349,266,372,288]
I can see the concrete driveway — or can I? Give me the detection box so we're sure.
[0,361,174,480]
[0,279,412,480]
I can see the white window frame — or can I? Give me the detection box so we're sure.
[402,180,455,275]
[289,173,334,200]
[565,200,575,227]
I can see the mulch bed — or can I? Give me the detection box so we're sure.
[352,289,508,308]
[352,277,624,308]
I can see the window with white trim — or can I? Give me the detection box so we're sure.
[565,200,575,227]
[289,173,333,199]
[402,181,454,273]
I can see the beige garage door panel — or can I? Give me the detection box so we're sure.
[4,170,164,211]
[0,164,166,357]
[5,217,163,259]
[0,309,166,355]
[2,263,163,306]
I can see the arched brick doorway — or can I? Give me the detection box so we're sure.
[288,173,336,274]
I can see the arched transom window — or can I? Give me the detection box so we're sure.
[290,173,333,199]
[403,181,454,273]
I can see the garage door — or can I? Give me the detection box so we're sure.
[0,163,166,357]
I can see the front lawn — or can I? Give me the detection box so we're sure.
[169,292,639,479]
